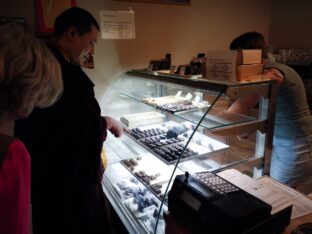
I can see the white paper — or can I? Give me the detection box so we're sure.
[99,10,135,39]
[205,50,237,82]
[218,169,312,219]
[253,177,312,219]
[217,169,255,189]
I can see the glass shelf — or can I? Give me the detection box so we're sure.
[176,107,256,130]
[127,69,273,93]
[118,92,257,132]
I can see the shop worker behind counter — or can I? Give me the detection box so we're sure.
[0,23,62,234]
[228,32,312,190]
[164,32,312,234]
[15,7,123,234]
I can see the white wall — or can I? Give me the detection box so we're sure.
[77,0,271,100]
[2,1,312,100]
[0,0,271,100]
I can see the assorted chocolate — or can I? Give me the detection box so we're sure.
[121,157,169,202]
[157,101,197,113]
[123,158,161,186]
[134,170,160,185]
[149,183,163,195]
[166,125,189,139]
[133,192,159,212]
[130,126,199,164]
[122,157,141,172]
[130,127,167,140]
[139,135,183,149]
[116,180,159,213]
[153,143,199,163]
[115,177,165,233]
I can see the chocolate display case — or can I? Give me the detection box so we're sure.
[100,70,278,233]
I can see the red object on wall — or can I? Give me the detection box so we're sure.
[35,0,76,33]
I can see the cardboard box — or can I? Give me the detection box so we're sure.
[236,64,264,81]
[204,50,263,82]
[236,50,262,65]
[120,111,165,127]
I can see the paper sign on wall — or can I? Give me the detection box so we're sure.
[99,10,135,39]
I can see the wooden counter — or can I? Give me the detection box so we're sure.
[283,213,312,233]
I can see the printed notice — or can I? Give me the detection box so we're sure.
[205,51,237,82]
[99,10,135,39]
[218,169,312,219]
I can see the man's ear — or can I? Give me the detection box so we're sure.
[65,27,78,41]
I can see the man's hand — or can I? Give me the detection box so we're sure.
[103,116,123,138]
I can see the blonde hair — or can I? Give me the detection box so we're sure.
[0,24,63,120]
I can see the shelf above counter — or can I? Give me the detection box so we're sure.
[126,69,273,99]
[118,92,265,136]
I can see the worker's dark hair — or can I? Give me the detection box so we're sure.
[230,31,266,50]
[53,7,99,37]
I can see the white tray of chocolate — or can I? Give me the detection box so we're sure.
[120,111,165,128]
[148,180,175,205]
[142,93,210,113]
[129,122,229,165]
[121,154,184,186]
[143,95,187,105]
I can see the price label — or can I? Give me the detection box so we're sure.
[175,91,182,97]
[185,93,193,100]
[194,95,201,103]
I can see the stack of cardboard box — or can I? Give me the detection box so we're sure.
[204,50,263,82]
[236,50,263,81]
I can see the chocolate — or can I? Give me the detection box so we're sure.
[153,209,158,218]
[157,101,197,113]
[153,144,199,163]
[130,127,167,140]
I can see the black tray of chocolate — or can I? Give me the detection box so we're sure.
[129,124,215,165]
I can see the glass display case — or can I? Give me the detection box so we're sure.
[100,70,278,234]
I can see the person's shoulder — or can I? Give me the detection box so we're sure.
[6,139,30,163]
[265,62,297,74]
[46,43,67,66]
[265,62,286,69]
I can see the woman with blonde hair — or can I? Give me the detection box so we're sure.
[0,24,63,234]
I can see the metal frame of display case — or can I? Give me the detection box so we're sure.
[102,69,278,233]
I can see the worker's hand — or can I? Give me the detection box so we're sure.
[263,68,284,86]
[103,116,123,138]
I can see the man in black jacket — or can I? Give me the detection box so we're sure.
[15,7,123,234]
